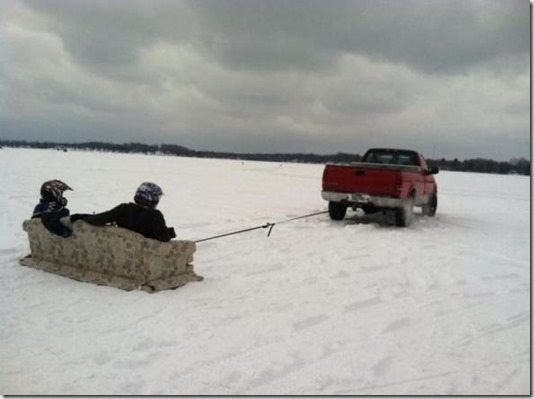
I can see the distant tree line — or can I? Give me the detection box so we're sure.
[0,140,529,176]
[426,157,530,176]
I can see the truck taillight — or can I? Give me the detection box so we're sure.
[322,169,329,188]
[393,175,403,196]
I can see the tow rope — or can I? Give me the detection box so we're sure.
[194,210,328,244]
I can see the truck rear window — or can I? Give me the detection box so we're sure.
[363,150,419,166]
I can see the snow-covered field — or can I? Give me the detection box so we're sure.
[0,148,530,395]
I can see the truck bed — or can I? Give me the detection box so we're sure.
[347,162,421,172]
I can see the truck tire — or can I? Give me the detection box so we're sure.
[328,201,347,221]
[395,195,414,227]
[422,191,438,216]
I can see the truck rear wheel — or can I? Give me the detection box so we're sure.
[422,191,438,216]
[328,201,347,221]
[395,195,414,227]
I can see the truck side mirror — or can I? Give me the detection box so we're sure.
[427,166,439,175]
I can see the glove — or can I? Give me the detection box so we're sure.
[168,227,176,238]
[61,228,73,238]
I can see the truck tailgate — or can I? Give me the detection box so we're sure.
[322,163,418,197]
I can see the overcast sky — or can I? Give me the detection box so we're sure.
[1,0,530,161]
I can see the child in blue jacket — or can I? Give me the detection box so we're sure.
[32,179,73,238]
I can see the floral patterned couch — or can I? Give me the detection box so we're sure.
[20,218,203,293]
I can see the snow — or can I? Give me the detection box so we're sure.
[0,148,530,395]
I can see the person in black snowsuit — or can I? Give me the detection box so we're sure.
[71,182,176,242]
[32,180,74,238]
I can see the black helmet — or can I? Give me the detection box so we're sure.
[133,182,163,207]
[40,180,72,204]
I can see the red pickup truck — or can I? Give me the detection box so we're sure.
[321,148,439,227]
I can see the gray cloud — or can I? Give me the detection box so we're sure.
[188,0,529,74]
[0,0,530,161]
